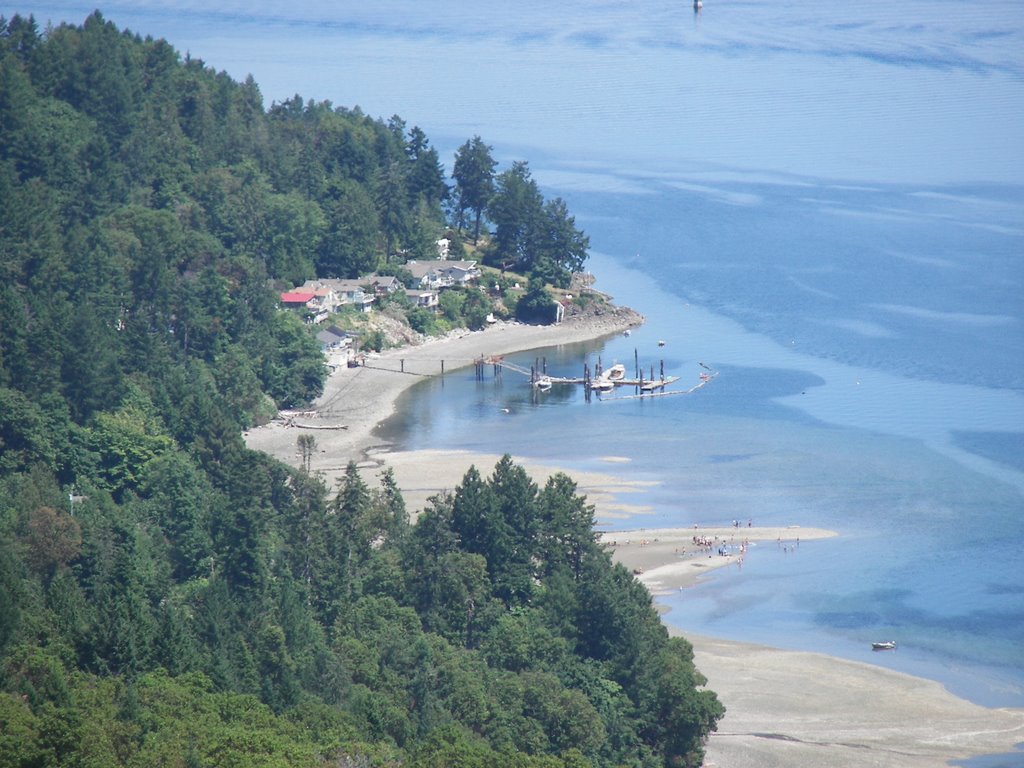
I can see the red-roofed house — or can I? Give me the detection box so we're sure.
[280,291,316,306]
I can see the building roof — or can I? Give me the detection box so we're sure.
[404,259,478,279]
[316,326,350,345]
[281,291,316,303]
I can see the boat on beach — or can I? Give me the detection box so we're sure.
[871,641,897,651]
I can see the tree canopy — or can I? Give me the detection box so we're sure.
[482,162,589,288]
[0,13,719,768]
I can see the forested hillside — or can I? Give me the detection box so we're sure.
[0,13,723,767]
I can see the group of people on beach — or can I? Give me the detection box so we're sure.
[690,534,748,559]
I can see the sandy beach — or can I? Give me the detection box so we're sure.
[601,525,838,596]
[245,311,1024,768]
[244,308,642,484]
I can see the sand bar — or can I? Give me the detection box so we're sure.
[689,633,1024,768]
[604,525,837,594]
[244,309,1024,767]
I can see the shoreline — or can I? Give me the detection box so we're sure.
[600,524,837,596]
[244,307,1024,768]
[244,307,642,481]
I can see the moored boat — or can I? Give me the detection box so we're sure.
[605,363,626,381]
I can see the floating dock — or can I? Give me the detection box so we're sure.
[478,352,716,401]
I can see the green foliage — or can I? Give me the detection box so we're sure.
[452,136,497,244]
[516,279,559,325]
[0,15,718,768]
[485,162,588,287]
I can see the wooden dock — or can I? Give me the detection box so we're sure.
[480,352,715,401]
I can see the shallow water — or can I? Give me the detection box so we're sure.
[385,247,1024,707]
[32,0,1024,707]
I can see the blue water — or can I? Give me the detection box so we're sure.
[31,0,1024,709]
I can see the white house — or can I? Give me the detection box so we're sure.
[404,260,479,290]
[299,279,375,313]
[405,288,440,309]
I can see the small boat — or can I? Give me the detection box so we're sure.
[533,376,552,392]
[590,363,625,392]
[605,363,626,381]
[658,340,666,347]
[871,641,897,651]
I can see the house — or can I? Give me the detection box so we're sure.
[316,326,351,351]
[404,260,479,290]
[279,290,324,322]
[405,288,440,309]
[365,274,402,295]
[299,279,375,313]
[326,279,376,312]
[280,290,317,307]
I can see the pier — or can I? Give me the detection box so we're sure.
[476,351,716,401]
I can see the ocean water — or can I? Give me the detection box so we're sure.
[31,0,1024,708]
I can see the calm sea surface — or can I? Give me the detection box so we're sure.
[32,1,1024,708]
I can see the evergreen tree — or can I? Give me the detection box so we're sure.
[0,18,722,767]
[452,135,496,243]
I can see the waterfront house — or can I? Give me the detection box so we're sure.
[404,259,479,290]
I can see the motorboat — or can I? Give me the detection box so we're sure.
[605,363,626,381]
[533,376,552,392]
[590,378,615,393]
[871,641,897,651]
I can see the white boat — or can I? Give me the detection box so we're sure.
[534,376,552,392]
[605,363,626,381]
[871,641,897,651]
[590,363,625,392]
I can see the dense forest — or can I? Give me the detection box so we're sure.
[0,12,723,767]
